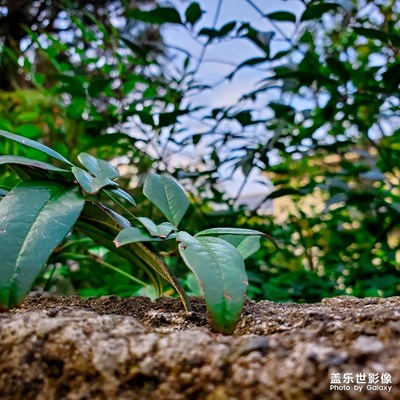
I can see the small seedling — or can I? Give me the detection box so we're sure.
[0,130,275,333]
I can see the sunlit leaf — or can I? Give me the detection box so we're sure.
[78,152,119,180]
[143,173,189,226]
[72,166,117,194]
[0,130,73,165]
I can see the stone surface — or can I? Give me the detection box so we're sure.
[0,294,399,399]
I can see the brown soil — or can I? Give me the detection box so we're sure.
[0,294,399,399]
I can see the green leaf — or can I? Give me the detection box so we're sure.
[382,62,400,91]
[126,6,182,25]
[235,111,253,126]
[0,130,73,166]
[78,152,119,180]
[107,188,136,207]
[120,38,148,60]
[143,173,189,226]
[88,78,110,97]
[266,11,296,23]
[0,155,72,178]
[72,166,117,194]
[300,3,339,21]
[114,227,171,245]
[185,2,203,26]
[219,21,236,36]
[199,22,236,41]
[71,166,94,193]
[15,125,42,139]
[136,217,177,238]
[0,119,14,131]
[196,227,277,247]
[178,232,248,334]
[214,235,261,259]
[0,180,84,309]
[75,202,190,310]
[353,27,389,43]
[76,202,162,292]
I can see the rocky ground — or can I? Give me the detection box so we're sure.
[0,294,399,399]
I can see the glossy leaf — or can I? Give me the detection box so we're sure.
[196,227,277,247]
[77,202,190,310]
[76,201,163,295]
[114,227,170,245]
[0,180,84,309]
[107,188,136,207]
[217,235,261,259]
[72,166,117,194]
[136,217,177,238]
[0,155,72,179]
[143,173,189,226]
[0,130,73,166]
[177,231,248,334]
[78,152,119,180]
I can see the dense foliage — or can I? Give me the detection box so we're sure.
[0,0,399,304]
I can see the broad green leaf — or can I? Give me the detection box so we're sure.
[136,217,177,238]
[266,11,296,23]
[76,201,162,295]
[185,2,203,26]
[195,227,277,247]
[0,130,73,166]
[126,6,182,25]
[77,202,191,310]
[114,227,170,245]
[0,180,84,309]
[217,235,261,259]
[72,166,93,193]
[143,173,189,226]
[177,232,248,334]
[78,152,119,180]
[72,166,117,194]
[0,155,72,179]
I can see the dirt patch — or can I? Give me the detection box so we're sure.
[0,294,399,399]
